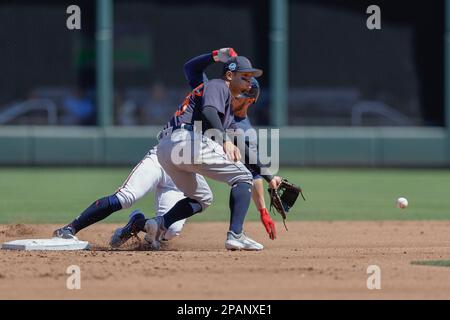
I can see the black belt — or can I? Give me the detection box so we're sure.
[173,123,194,131]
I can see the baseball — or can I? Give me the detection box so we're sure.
[396,197,408,209]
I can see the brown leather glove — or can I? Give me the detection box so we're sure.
[268,179,305,230]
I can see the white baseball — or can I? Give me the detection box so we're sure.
[396,197,408,209]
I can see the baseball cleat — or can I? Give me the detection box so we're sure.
[225,230,264,251]
[52,226,78,240]
[109,210,146,248]
[143,216,166,250]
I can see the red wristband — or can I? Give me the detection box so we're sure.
[212,50,219,62]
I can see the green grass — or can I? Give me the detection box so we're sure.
[411,260,450,268]
[0,167,449,224]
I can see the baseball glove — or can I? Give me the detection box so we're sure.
[268,179,305,230]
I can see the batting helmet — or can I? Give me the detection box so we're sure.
[238,77,260,104]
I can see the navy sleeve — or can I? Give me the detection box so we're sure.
[201,106,225,133]
[202,106,233,146]
[184,53,214,89]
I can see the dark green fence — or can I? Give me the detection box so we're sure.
[0,126,446,167]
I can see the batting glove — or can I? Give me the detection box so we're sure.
[212,47,238,63]
[259,208,277,240]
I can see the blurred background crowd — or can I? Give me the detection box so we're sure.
[0,0,444,127]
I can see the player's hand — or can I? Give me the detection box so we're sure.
[269,176,282,189]
[212,48,238,63]
[223,140,241,162]
[259,208,277,240]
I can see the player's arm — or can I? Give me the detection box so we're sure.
[202,106,240,161]
[252,177,266,210]
[242,142,279,186]
[184,53,214,89]
[184,48,238,89]
[241,138,269,209]
[252,177,277,240]
[202,81,241,161]
[245,136,277,240]
[227,121,279,185]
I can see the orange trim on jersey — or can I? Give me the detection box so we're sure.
[173,83,205,117]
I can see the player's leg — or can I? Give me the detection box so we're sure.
[161,129,253,233]
[162,218,185,241]
[143,133,214,248]
[190,136,263,250]
[164,152,261,251]
[153,171,212,230]
[146,130,260,250]
[143,171,211,250]
[54,149,163,238]
[192,137,254,235]
[195,156,263,251]
[110,151,189,248]
[155,175,187,241]
[109,208,147,248]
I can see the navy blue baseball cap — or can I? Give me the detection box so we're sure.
[223,56,263,78]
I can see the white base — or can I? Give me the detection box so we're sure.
[1,238,90,251]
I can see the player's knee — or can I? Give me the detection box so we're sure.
[114,190,135,209]
[163,224,183,241]
[193,189,213,211]
[163,229,180,241]
[201,192,213,210]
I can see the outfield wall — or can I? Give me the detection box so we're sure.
[0,126,447,167]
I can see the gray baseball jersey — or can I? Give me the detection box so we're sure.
[165,79,234,132]
[157,78,252,211]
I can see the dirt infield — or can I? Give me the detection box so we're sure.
[1,221,450,299]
